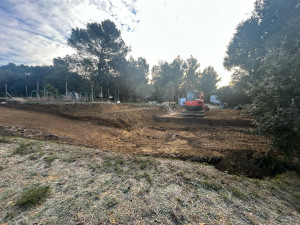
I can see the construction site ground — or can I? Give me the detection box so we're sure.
[0,102,273,178]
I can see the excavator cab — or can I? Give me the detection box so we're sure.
[186,91,198,101]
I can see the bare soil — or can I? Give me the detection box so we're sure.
[0,103,271,177]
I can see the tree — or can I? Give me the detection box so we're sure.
[248,48,300,155]
[136,83,155,100]
[181,56,201,93]
[224,0,300,155]
[120,56,149,101]
[45,57,85,93]
[67,20,130,93]
[163,81,175,102]
[199,66,220,101]
[224,0,300,82]
[0,69,17,96]
[152,56,185,101]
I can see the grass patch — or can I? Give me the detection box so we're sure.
[141,172,153,185]
[3,212,15,221]
[0,136,12,143]
[220,192,232,203]
[104,197,118,209]
[88,161,101,172]
[28,152,45,161]
[13,143,35,155]
[228,186,248,200]
[43,155,59,166]
[252,179,261,187]
[202,180,223,191]
[250,189,260,198]
[103,156,126,173]
[61,154,77,163]
[132,156,159,170]
[16,185,50,208]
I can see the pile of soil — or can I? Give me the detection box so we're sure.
[3,102,165,129]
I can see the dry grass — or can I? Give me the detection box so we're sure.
[0,136,299,224]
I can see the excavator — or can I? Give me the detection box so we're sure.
[182,90,208,117]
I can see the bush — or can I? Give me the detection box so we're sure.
[13,143,35,155]
[43,155,59,166]
[248,49,299,156]
[16,186,50,208]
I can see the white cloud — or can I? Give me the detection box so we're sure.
[0,0,138,65]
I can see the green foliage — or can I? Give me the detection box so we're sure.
[132,156,159,170]
[228,186,248,200]
[3,212,15,221]
[43,155,59,166]
[141,172,153,185]
[151,55,220,101]
[202,180,223,191]
[181,55,201,92]
[45,83,60,95]
[13,143,34,155]
[104,197,118,209]
[224,0,300,155]
[152,56,186,101]
[199,66,220,101]
[67,20,130,95]
[103,156,126,173]
[119,56,150,101]
[163,81,175,101]
[16,185,50,208]
[248,48,299,155]
[216,85,250,107]
[0,136,12,143]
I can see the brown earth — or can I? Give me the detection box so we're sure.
[0,102,270,177]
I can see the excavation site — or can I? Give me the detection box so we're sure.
[0,102,271,178]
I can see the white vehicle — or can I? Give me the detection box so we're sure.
[210,95,220,105]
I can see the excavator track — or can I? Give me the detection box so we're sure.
[182,110,205,117]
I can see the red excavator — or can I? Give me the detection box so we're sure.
[182,90,208,117]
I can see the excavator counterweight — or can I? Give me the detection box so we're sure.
[182,90,206,117]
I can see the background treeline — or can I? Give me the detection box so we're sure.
[0,20,221,102]
[0,56,221,102]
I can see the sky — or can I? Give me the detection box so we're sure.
[0,0,256,86]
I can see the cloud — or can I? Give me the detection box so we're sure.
[0,0,139,66]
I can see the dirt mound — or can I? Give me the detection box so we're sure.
[2,102,165,129]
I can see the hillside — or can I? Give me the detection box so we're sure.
[0,136,299,224]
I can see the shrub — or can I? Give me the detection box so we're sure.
[16,186,50,208]
[13,143,35,155]
[43,155,59,166]
[228,186,248,200]
[202,180,222,191]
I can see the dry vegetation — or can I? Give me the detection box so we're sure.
[0,136,299,224]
